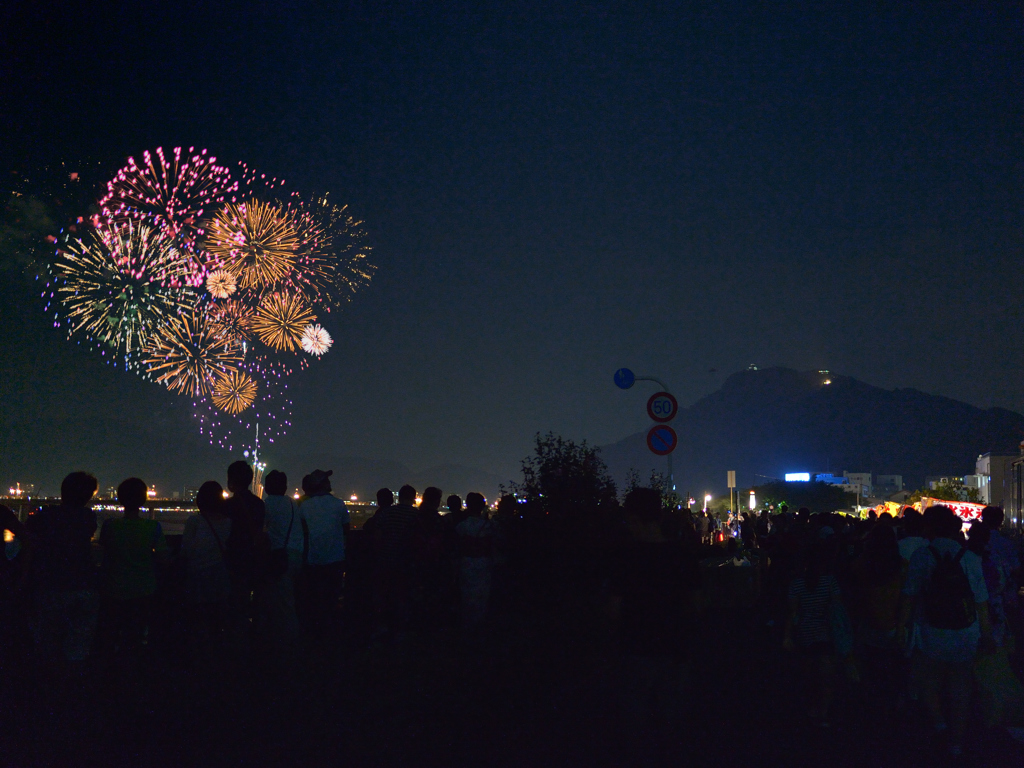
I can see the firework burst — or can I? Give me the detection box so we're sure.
[211,369,258,414]
[145,311,241,396]
[194,355,293,451]
[205,269,237,298]
[97,147,236,239]
[208,299,253,346]
[251,292,316,351]
[203,200,300,291]
[300,323,333,356]
[51,222,196,359]
[304,196,376,307]
[41,149,375,453]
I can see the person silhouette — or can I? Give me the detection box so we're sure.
[179,481,233,654]
[298,469,350,634]
[27,471,100,664]
[99,477,169,656]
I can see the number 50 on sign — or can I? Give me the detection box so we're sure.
[646,391,678,423]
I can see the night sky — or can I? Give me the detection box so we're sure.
[1,2,1022,495]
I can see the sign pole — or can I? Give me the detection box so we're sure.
[616,369,678,493]
[727,470,736,516]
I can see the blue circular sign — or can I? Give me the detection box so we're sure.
[614,368,636,390]
[646,424,678,455]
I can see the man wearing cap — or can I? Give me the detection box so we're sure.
[299,469,350,633]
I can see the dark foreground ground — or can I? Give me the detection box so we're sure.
[2,571,1022,768]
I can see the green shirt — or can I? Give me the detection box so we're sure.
[100,517,168,600]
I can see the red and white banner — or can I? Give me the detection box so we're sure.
[920,497,985,522]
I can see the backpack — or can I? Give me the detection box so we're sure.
[922,546,977,630]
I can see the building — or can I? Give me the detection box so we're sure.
[1002,443,1024,528]
[963,475,985,495]
[875,474,903,496]
[975,452,1017,508]
[843,472,872,498]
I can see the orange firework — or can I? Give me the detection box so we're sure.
[211,370,258,414]
[251,292,316,351]
[208,300,253,345]
[205,269,237,298]
[144,311,241,396]
[204,200,300,290]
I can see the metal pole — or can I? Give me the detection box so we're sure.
[635,375,674,490]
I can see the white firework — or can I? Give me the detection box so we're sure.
[300,323,332,356]
[206,269,237,298]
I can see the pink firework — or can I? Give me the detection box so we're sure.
[97,147,238,241]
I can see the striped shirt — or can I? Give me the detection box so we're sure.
[372,503,421,565]
[788,574,840,646]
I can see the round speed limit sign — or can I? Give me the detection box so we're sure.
[646,391,678,423]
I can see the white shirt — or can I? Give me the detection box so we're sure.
[299,494,350,565]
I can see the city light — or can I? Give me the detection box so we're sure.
[147,486,157,499]
[350,494,358,502]
[749,490,756,510]
[785,473,810,482]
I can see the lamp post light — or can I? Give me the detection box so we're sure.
[704,493,712,511]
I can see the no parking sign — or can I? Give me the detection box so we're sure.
[647,424,678,455]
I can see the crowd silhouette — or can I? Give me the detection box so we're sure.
[1,464,1023,766]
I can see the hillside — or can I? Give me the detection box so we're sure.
[599,368,1024,495]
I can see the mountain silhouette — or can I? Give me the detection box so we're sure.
[600,367,1024,496]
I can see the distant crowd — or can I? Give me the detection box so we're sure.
[0,463,500,665]
[1,467,1023,761]
[708,502,1023,757]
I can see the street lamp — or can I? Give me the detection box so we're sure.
[704,493,712,510]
